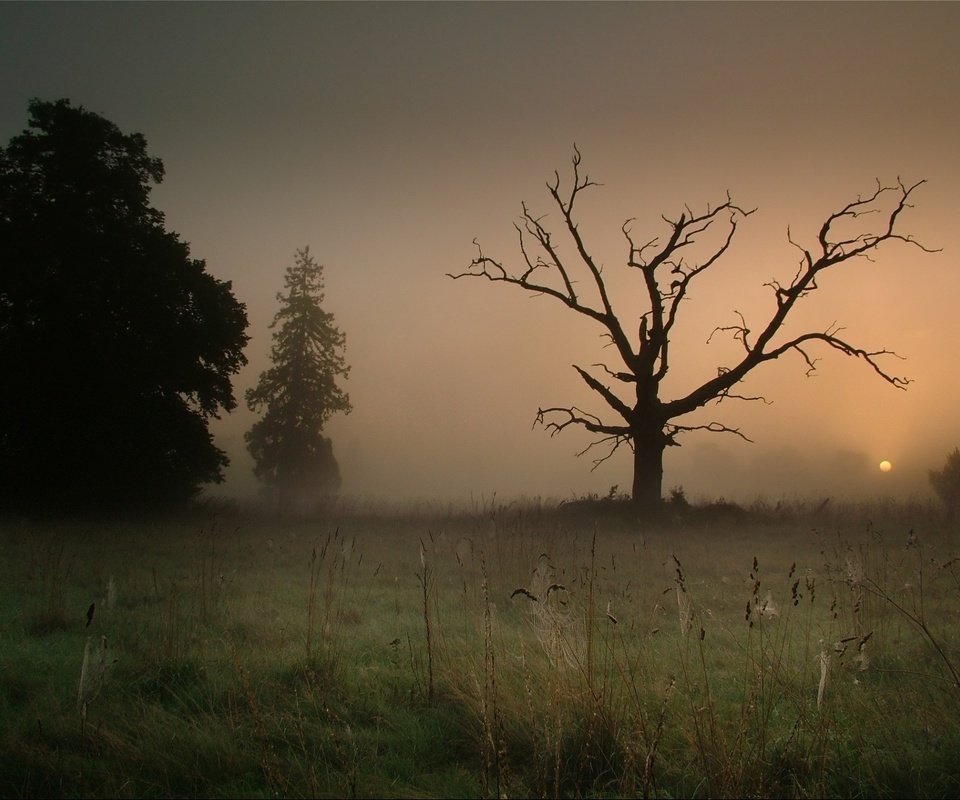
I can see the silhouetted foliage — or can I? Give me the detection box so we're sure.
[0,99,249,510]
[451,148,936,509]
[929,448,960,517]
[668,485,690,509]
[246,247,351,510]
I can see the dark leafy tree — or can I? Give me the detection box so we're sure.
[929,448,960,517]
[246,247,351,510]
[0,98,249,510]
[450,149,936,508]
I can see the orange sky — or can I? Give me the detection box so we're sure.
[2,2,957,505]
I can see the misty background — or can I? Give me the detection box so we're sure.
[2,2,957,505]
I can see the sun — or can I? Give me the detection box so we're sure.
[879,460,893,473]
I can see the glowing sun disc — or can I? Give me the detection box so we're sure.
[879,460,893,473]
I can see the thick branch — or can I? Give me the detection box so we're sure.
[622,198,753,381]
[592,361,639,384]
[448,238,609,326]
[547,148,613,318]
[546,147,637,370]
[573,364,633,422]
[665,421,754,447]
[448,148,630,359]
[765,328,910,387]
[669,178,934,418]
[534,405,632,470]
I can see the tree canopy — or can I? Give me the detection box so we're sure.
[246,247,351,510]
[930,448,960,517]
[0,98,249,510]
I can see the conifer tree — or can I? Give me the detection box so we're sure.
[246,247,351,509]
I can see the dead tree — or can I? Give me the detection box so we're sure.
[449,148,935,508]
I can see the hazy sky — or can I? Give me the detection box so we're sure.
[2,1,958,505]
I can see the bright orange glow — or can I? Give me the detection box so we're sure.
[879,460,893,473]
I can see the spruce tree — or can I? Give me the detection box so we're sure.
[246,247,351,509]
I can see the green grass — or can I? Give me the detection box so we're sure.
[1,498,959,798]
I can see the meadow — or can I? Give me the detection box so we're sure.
[2,495,959,798]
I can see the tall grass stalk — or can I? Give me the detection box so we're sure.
[643,675,675,799]
[304,526,359,672]
[77,634,111,733]
[306,543,320,666]
[479,548,507,798]
[197,523,221,620]
[105,575,116,611]
[235,661,289,795]
[416,534,435,703]
[26,536,72,633]
[864,532,960,697]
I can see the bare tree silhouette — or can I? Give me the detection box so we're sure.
[450,148,936,509]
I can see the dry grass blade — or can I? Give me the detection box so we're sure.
[77,635,111,725]
[817,646,830,711]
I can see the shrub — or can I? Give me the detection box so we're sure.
[929,448,960,516]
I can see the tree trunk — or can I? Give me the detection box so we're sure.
[631,428,665,509]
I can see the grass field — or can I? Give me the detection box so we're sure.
[2,496,959,798]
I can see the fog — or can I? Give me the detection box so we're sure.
[2,2,958,506]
